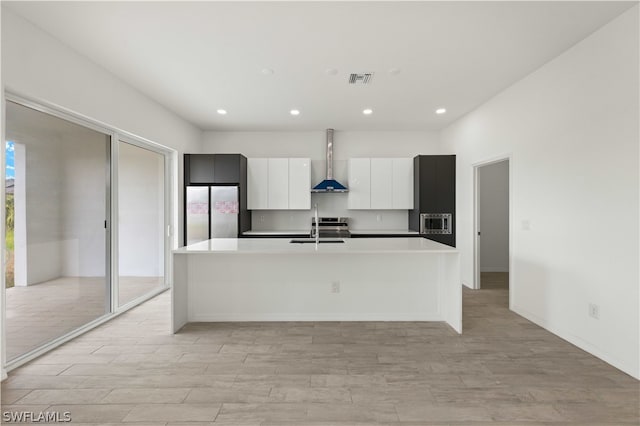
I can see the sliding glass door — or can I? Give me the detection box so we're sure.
[4,100,111,361]
[117,141,167,307]
[3,95,173,368]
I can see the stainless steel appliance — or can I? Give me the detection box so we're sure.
[419,213,452,235]
[311,129,348,192]
[310,217,351,238]
[185,186,239,245]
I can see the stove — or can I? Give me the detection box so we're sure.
[311,217,351,238]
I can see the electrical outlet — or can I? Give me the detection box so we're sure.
[331,281,340,293]
[521,220,530,231]
[260,215,265,223]
[376,214,382,222]
[589,303,599,319]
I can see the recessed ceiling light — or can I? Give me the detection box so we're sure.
[388,68,401,75]
[435,108,447,115]
[325,68,338,76]
[363,108,373,115]
[261,68,275,75]
[216,109,227,115]
[290,109,300,116]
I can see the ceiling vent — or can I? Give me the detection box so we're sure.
[348,73,374,85]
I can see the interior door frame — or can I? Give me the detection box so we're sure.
[472,155,513,305]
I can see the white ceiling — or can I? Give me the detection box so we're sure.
[4,1,635,131]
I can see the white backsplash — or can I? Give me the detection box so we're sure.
[250,192,409,231]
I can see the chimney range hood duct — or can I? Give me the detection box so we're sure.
[312,129,348,192]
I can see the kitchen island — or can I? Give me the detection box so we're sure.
[172,238,461,333]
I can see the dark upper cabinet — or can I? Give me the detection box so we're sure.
[185,154,243,184]
[409,155,456,247]
[214,154,241,183]
[185,154,215,184]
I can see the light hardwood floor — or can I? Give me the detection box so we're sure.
[1,273,638,425]
[5,277,164,361]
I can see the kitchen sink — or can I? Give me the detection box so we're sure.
[289,238,345,244]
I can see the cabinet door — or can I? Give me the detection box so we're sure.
[247,158,268,209]
[267,158,289,209]
[213,154,240,183]
[392,158,414,209]
[370,158,393,209]
[348,158,371,209]
[185,154,215,184]
[288,158,311,210]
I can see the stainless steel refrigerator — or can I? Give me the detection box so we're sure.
[185,186,239,245]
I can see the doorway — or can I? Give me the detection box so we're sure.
[474,158,510,300]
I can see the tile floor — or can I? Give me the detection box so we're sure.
[1,272,638,425]
[5,277,164,360]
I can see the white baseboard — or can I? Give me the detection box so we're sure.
[512,304,639,380]
[189,313,443,322]
[480,267,509,272]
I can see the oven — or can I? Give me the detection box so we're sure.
[311,217,351,238]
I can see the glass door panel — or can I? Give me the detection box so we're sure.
[5,100,110,361]
[117,141,166,307]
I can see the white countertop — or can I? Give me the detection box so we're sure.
[242,230,309,236]
[351,229,420,235]
[242,229,420,236]
[175,237,457,254]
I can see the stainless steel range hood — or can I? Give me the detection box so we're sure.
[312,129,348,192]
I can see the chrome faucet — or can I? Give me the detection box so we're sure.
[314,203,319,244]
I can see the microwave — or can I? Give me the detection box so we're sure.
[420,213,452,235]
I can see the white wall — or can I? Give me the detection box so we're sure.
[479,160,509,272]
[1,6,201,376]
[203,131,440,230]
[1,8,203,247]
[440,7,639,378]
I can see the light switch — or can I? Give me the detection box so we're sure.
[521,220,530,231]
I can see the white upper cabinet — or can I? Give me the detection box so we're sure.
[348,158,372,210]
[370,159,393,209]
[247,158,311,210]
[348,157,413,210]
[247,158,269,210]
[288,158,311,210]
[392,158,414,209]
[267,158,289,209]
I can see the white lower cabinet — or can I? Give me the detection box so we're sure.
[348,158,413,209]
[247,158,311,210]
